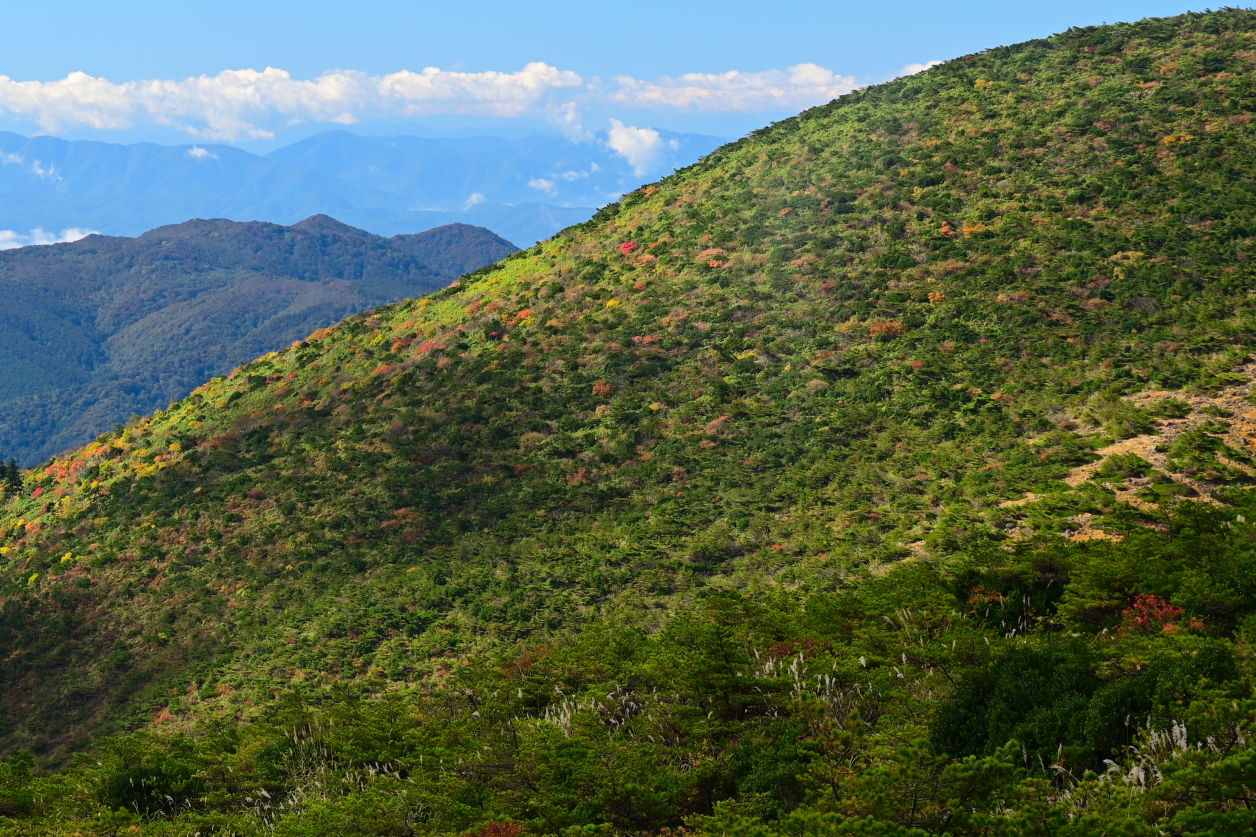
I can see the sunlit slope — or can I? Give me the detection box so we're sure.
[2,9,1256,757]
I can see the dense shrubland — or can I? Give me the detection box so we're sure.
[3,8,1256,834]
[2,499,1255,835]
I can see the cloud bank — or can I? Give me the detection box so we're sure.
[0,64,583,141]
[0,61,885,142]
[608,64,860,112]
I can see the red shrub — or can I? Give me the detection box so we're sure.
[1118,594,1185,635]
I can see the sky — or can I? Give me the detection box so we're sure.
[0,0,1215,149]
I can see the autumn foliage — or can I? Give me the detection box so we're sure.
[869,320,907,340]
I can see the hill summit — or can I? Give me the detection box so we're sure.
[2,10,1256,835]
[0,216,517,464]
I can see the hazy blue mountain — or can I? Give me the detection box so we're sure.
[0,128,723,246]
[265,129,725,210]
[0,216,516,465]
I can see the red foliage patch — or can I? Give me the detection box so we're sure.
[1118,594,1188,635]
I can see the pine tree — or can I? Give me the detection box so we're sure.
[4,459,19,498]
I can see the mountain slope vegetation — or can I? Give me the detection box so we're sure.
[0,216,517,464]
[3,10,1256,835]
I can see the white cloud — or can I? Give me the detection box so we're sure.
[606,119,671,176]
[0,61,870,141]
[464,192,486,208]
[608,63,860,112]
[527,178,556,194]
[1,152,60,180]
[898,60,944,77]
[545,101,593,142]
[30,160,59,179]
[186,145,218,160]
[0,227,97,250]
[0,63,583,141]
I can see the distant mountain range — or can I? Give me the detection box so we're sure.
[0,128,724,247]
[0,215,516,464]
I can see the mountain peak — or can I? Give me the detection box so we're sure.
[289,213,367,237]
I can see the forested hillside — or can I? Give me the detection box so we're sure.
[2,10,1256,835]
[0,216,517,464]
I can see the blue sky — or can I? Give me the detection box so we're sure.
[0,1,1212,147]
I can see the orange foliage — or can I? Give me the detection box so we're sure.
[869,321,907,340]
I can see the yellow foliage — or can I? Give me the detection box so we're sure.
[1108,251,1144,264]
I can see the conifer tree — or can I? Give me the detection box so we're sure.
[4,458,19,498]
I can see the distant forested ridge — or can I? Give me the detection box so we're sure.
[0,216,517,464]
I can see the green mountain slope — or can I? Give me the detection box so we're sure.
[3,10,1256,835]
[0,216,518,465]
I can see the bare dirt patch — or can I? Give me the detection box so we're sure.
[1001,364,1256,529]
